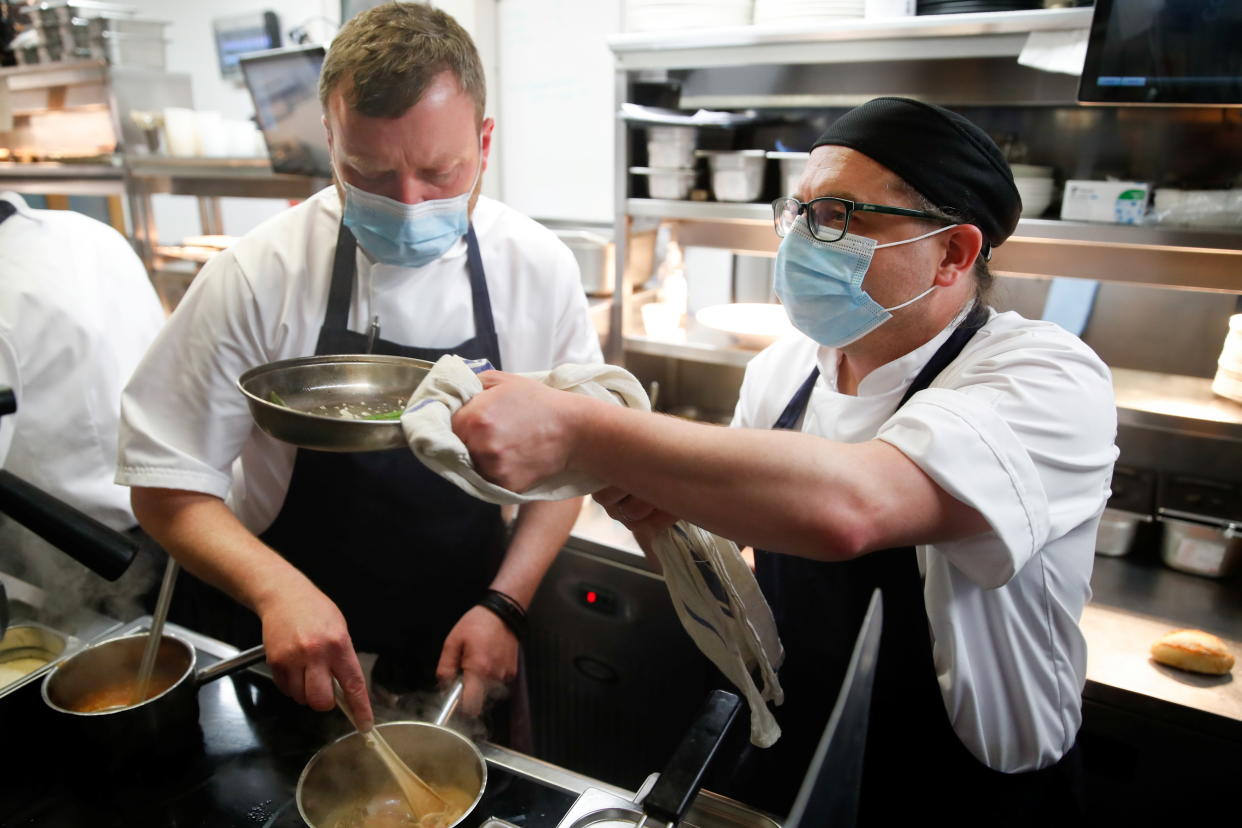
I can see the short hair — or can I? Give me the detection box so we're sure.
[888,177,995,305]
[319,3,486,123]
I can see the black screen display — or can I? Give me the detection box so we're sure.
[240,46,333,178]
[1079,0,1242,106]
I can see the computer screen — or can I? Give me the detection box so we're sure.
[239,45,333,178]
[1078,0,1242,106]
[214,12,281,80]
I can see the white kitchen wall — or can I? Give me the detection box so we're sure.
[127,0,337,243]
[137,0,620,243]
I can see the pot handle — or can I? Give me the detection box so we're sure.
[196,644,266,685]
[640,689,741,826]
[434,677,465,726]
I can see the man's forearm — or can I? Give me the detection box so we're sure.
[489,497,581,608]
[568,401,885,560]
[130,486,313,615]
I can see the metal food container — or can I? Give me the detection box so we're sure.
[556,227,657,296]
[1159,515,1241,578]
[1095,507,1149,558]
[0,623,73,698]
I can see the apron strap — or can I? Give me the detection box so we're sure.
[773,368,821,431]
[0,200,17,226]
[772,301,989,431]
[322,221,358,335]
[895,301,989,409]
[465,225,502,371]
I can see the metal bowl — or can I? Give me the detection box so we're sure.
[297,721,487,828]
[237,354,433,453]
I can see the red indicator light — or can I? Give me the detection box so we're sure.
[586,591,598,604]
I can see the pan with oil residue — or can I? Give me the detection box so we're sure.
[238,354,435,453]
[297,679,487,828]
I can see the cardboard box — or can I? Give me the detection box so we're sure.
[1061,180,1150,224]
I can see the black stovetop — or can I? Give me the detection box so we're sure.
[0,651,576,828]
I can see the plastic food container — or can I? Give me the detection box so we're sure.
[1159,515,1242,578]
[1095,508,1149,558]
[630,166,695,200]
[647,125,697,169]
[696,150,767,202]
[767,151,810,196]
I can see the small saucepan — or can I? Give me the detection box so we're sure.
[297,678,487,828]
[41,632,265,754]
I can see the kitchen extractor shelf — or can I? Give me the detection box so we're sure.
[0,59,108,89]
[626,334,1242,437]
[608,7,1093,71]
[626,199,1242,292]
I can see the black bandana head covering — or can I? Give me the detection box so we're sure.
[811,97,1021,249]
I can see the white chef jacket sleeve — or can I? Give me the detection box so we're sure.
[0,332,18,467]
[117,251,269,499]
[876,330,1117,589]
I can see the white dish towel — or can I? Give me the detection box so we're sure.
[402,355,785,747]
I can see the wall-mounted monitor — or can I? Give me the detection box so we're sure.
[239,44,332,178]
[1078,0,1242,106]
[214,11,282,81]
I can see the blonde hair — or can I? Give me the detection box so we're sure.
[319,3,485,123]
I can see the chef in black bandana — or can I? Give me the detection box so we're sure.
[453,98,1116,826]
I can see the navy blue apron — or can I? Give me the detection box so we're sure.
[0,200,16,224]
[737,304,1084,825]
[176,223,507,695]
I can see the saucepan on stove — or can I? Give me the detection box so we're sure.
[297,677,487,828]
[41,633,265,753]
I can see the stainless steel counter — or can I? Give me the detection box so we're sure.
[566,502,1242,736]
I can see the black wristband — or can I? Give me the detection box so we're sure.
[477,589,527,640]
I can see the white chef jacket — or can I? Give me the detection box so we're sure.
[732,307,1118,773]
[117,188,602,533]
[0,192,165,531]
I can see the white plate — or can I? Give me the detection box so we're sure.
[695,303,795,349]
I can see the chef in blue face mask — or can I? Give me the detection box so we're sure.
[451,98,1118,826]
[117,4,602,737]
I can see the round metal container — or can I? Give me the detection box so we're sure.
[237,354,434,452]
[41,633,265,754]
[296,721,486,828]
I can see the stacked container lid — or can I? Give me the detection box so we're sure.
[12,1,169,68]
[630,125,698,200]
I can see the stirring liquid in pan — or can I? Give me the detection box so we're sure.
[325,784,475,828]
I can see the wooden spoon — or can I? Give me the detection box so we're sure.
[332,682,447,818]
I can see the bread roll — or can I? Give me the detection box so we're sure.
[1150,629,1235,675]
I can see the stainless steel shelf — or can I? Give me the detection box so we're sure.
[608,7,1093,70]
[127,157,330,199]
[625,199,1242,292]
[624,333,759,367]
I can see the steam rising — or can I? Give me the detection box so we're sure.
[0,516,161,627]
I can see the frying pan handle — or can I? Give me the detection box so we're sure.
[641,689,741,826]
[435,677,465,726]
[196,644,266,685]
[0,470,136,581]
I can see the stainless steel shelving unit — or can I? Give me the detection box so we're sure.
[606,10,1242,367]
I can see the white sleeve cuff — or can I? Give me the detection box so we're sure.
[877,388,1051,588]
[115,464,231,501]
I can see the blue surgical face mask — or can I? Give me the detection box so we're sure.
[774,219,958,348]
[340,140,484,268]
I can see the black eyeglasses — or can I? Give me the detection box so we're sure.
[772,195,953,243]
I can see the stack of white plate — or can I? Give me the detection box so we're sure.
[625,0,753,31]
[754,0,866,25]
[1011,163,1055,218]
